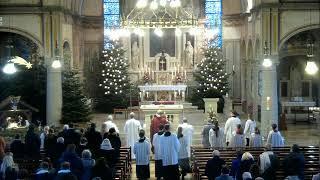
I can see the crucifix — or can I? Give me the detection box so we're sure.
[159,51,167,71]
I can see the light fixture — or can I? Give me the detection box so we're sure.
[150,1,158,10]
[52,56,62,69]
[133,28,144,36]
[262,58,272,67]
[175,28,182,36]
[154,28,163,37]
[305,61,318,75]
[159,0,167,7]
[262,41,272,67]
[2,63,17,74]
[136,0,148,8]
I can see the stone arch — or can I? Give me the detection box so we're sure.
[279,24,320,50]
[63,41,72,70]
[0,27,44,56]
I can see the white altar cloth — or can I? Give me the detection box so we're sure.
[138,85,187,91]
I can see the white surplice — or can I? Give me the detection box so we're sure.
[177,123,194,157]
[209,128,224,148]
[104,120,119,133]
[224,117,241,143]
[244,119,256,138]
[124,118,142,159]
[267,130,284,147]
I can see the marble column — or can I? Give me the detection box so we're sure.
[46,58,62,127]
[260,56,279,138]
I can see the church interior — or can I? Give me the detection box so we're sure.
[0,0,320,179]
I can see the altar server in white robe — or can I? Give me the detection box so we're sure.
[159,124,181,180]
[124,112,142,159]
[244,114,256,146]
[177,117,194,157]
[224,111,241,146]
[230,124,245,148]
[250,127,263,147]
[209,121,224,148]
[104,115,119,133]
[267,124,284,147]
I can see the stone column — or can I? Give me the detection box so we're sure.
[46,58,62,127]
[260,56,279,138]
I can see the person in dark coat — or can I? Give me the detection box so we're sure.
[58,144,83,179]
[230,150,243,178]
[106,127,121,164]
[64,124,81,147]
[80,150,95,180]
[10,134,24,159]
[84,123,102,156]
[205,150,226,180]
[76,137,88,157]
[51,137,66,168]
[91,157,113,180]
[98,138,116,168]
[45,129,58,160]
[58,125,69,138]
[284,144,305,180]
[55,162,77,180]
[216,166,233,180]
[24,125,40,159]
[237,152,255,180]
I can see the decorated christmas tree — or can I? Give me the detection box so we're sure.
[97,43,132,112]
[194,47,229,98]
[61,70,91,124]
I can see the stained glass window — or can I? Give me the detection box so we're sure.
[205,0,222,47]
[104,0,120,48]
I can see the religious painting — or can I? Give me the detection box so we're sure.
[150,28,175,57]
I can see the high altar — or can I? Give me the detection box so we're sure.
[121,28,206,131]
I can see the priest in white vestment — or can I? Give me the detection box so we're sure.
[124,112,142,159]
[209,122,224,148]
[104,115,119,133]
[224,111,241,146]
[244,114,256,146]
[266,124,284,147]
[177,117,194,157]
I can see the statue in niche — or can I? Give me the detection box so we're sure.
[184,41,194,68]
[290,64,302,97]
[159,51,167,71]
[131,41,140,70]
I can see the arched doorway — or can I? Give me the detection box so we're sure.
[0,31,46,125]
[279,28,320,122]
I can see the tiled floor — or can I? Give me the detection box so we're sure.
[92,113,320,180]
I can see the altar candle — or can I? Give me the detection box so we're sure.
[139,92,142,98]
[146,92,149,98]
[184,70,187,78]
[171,72,174,80]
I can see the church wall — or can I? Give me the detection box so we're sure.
[82,0,103,16]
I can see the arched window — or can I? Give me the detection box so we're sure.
[205,0,222,47]
[104,0,120,48]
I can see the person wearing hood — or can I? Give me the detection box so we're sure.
[104,115,119,133]
[134,129,151,180]
[98,138,115,167]
[124,112,142,159]
[152,124,165,180]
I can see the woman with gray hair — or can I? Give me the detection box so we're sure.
[205,150,226,180]
[0,153,18,179]
[81,149,95,180]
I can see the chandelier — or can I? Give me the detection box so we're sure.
[122,0,199,29]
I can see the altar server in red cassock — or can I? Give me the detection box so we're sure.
[150,110,168,143]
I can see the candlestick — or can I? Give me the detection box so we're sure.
[184,70,187,78]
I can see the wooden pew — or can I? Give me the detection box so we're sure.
[191,146,319,180]
[114,147,132,180]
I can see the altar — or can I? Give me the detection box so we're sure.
[140,104,184,138]
[138,85,187,102]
